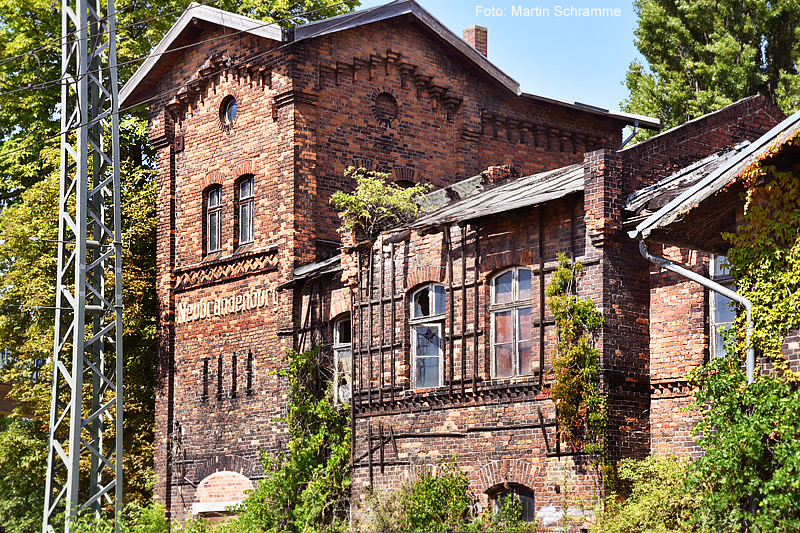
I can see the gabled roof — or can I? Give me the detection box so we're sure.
[120,3,283,108]
[406,164,584,230]
[120,0,660,129]
[628,108,800,245]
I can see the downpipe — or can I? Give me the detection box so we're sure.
[639,241,755,383]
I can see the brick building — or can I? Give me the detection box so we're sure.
[120,0,786,527]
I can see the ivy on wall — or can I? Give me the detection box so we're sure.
[546,254,612,488]
[724,136,800,377]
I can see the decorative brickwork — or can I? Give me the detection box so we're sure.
[132,2,786,524]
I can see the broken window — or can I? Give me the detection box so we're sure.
[491,267,533,378]
[410,284,445,388]
[333,315,352,404]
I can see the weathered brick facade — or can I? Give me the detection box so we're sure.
[122,1,649,522]
[122,0,787,527]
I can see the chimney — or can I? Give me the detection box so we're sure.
[463,25,488,57]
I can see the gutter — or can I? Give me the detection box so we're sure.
[639,241,755,383]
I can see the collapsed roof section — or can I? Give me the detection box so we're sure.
[626,109,800,253]
[120,0,659,129]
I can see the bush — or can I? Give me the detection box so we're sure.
[594,456,698,533]
[358,460,476,532]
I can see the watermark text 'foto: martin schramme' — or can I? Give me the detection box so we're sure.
[476,5,623,17]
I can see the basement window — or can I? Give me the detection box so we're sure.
[493,486,536,523]
[410,284,445,388]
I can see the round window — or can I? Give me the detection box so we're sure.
[371,92,399,127]
[220,96,237,129]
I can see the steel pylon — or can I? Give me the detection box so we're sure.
[43,0,123,530]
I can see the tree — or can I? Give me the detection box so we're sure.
[331,167,431,240]
[0,0,361,521]
[623,0,800,134]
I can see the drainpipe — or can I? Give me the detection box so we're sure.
[639,241,755,383]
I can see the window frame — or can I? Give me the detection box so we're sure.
[710,254,736,359]
[409,284,446,389]
[333,315,352,405]
[205,186,223,254]
[489,266,534,378]
[236,175,255,246]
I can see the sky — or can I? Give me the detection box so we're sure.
[358,0,646,114]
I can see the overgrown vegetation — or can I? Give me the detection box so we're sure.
[595,456,698,533]
[218,347,351,533]
[546,254,611,489]
[598,143,800,531]
[330,167,431,240]
[357,460,537,532]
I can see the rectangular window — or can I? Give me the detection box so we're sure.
[238,178,254,245]
[413,324,442,388]
[207,187,222,253]
[410,285,445,388]
[333,317,352,404]
[710,255,736,358]
[491,267,535,378]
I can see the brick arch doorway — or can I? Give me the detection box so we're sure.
[191,470,255,523]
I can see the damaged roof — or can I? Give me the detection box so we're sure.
[628,109,800,245]
[405,164,584,230]
[625,142,751,220]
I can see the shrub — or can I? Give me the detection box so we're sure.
[594,456,698,533]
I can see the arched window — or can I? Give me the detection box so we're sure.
[492,486,536,523]
[410,284,445,388]
[236,176,254,246]
[205,186,222,253]
[490,267,533,378]
[333,315,352,405]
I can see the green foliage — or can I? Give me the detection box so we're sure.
[396,461,474,532]
[331,167,431,240]
[358,460,480,532]
[64,502,209,532]
[0,417,48,533]
[595,456,699,533]
[0,160,158,507]
[546,254,610,486]
[686,356,800,530]
[216,347,351,533]
[623,0,800,138]
[724,161,800,373]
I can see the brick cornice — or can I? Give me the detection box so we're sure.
[174,248,279,292]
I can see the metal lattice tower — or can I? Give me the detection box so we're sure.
[43,0,123,530]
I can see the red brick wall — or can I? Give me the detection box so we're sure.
[145,15,632,520]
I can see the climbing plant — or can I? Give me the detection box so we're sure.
[546,254,611,487]
[331,167,430,240]
[218,347,351,533]
[723,136,800,376]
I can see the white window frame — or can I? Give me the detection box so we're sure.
[206,187,222,253]
[238,176,254,245]
[490,266,534,378]
[710,254,736,358]
[333,315,352,405]
[409,284,445,389]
